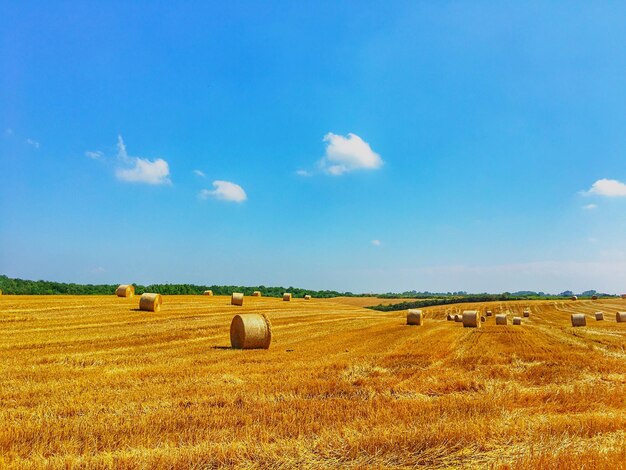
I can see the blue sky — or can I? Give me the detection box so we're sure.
[2,1,626,293]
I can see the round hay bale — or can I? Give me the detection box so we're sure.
[616,312,626,323]
[203,290,213,296]
[139,293,162,312]
[446,314,453,321]
[512,317,522,325]
[571,295,578,301]
[454,314,462,322]
[462,310,480,328]
[231,293,244,306]
[252,291,261,297]
[571,313,586,327]
[495,314,508,325]
[523,309,530,318]
[116,284,135,297]
[406,309,423,326]
[304,294,312,300]
[591,295,598,300]
[621,294,626,300]
[480,316,486,322]
[230,313,272,349]
[486,310,493,317]
[283,293,292,301]
[595,312,604,321]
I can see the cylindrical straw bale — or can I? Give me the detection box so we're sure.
[447,314,453,321]
[523,309,530,318]
[116,284,134,297]
[231,292,244,306]
[203,290,213,296]
[486,310,493,317]
[480,316,486,322]
[571,295,578,301]
[595,312,604,321]
[622,294,626,300]
[591,295,598,300]
[230,314,272,349]
[252,291,261,297]
[407,309,423,326]
[304,294,311,300]
[139,293,162,312]
[283,293,292,301]
[571,313,586,327]
[512,317,522,325]
[616,312,626,323]
[454,314,462,322]
[462,310,481,328]
[495,314,508,325]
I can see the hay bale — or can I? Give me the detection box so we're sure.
[495,314,507,325]
[616,312,626,323]
[116,284,135,297]
[304,294,312,300]
[571,313,586,327]
[523,309,530,318]
[283,293,292,301]
[486,310,493,317]
[595,312,604,321]
[622,294,626,300]
[454,314,462,322]
[571,295,578,301]
[252,291,261,297]
[480,316,486,322]
[462,310,480,328]
[447,314,453,321]
[231,292,244,306]
[407,309,423,326]
[591,295,598,300]
[203,290,213,296]
[230,313,272,349]
[512,317,522,325]
[139,293,162,312]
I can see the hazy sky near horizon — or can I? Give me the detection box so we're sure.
[2,1,626,293]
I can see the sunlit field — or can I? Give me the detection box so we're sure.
[1,295,625,469]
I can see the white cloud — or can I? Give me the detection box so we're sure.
[319,132,383,176]
[90,266,106,273]
[198,180,247,203]
[194,169,206,177]
[296,169,313,177]
[583,203,598,210]
[85,150,104,160]
[584,178,626,197]
[371,239,382,246]
[25,138,40,149]
[115,135,171,185]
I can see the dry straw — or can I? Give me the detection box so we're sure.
[139,293,162,312]
[203,290,213,296]
[252,291,261,297]
[616,312,626,323]
[595,312,604,321]
[462,310,481,328]
[283,293,292,301]
[116,284,135,298]
[231,293,244,306]
[495,314,508,325]
[571,313,586,327]
[230,313,272,349]
[512,317,522,325]
[406,309,423,326]
[304,295,312,300]
[523,309,530,318]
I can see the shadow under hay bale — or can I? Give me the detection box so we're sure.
[139,293,162,312]
[230,313,272,349]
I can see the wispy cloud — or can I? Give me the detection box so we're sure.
[114,135,171,185]
[198,180,247,203]
[194,169,206,177]
[371,239,382,246]
[319,132,383,176]
[296,169,313,177]
[582,203,598,210]
[25,138,40,149]
[85,150,104,160]
[583,178,626,197]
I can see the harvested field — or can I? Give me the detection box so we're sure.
[0,295,625,468]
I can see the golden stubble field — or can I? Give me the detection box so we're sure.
[1,295,625,469]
